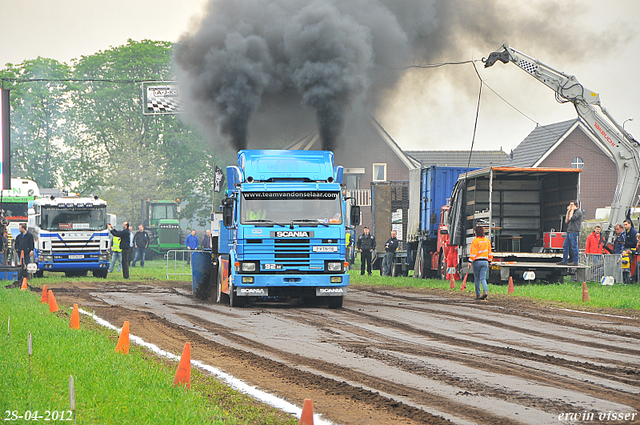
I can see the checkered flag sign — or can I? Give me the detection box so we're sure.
[214,166,225,193]
[143,82,184,115]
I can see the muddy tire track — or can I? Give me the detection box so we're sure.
[48,281,640,425]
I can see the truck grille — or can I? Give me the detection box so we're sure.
[273,238,311,267]
[51,240,102,252]
[242,238,341,271]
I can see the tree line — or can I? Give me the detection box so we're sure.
[0,39,236,226]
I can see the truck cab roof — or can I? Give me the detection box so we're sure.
[237,150,337,183]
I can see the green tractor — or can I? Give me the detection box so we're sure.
[141,199,182,259]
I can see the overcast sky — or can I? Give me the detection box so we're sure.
[1,0,638,154]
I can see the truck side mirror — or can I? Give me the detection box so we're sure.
[350,205,361,226]
[222,198,234,228]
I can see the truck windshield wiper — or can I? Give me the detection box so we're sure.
[244,219,284,227]
[290,219,329,227]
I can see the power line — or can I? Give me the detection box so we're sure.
[466,62,483,176]
[401,59,482,70]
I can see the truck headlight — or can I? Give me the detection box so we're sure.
[99,254,109,261]
[43,255,54,262]
[241,262,256,272]
[327,262,342,272]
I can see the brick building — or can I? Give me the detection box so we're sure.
[502,119,617,220]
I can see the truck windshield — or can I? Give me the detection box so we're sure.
[1,201,29,221]
[241,191,342,225]
[40,206,107,231]
[151,204,177,220]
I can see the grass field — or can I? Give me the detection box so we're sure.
[31,256,640,311]
[1,256,637,423]
[347,256,640,311]
[0,287,296,424]
[32,258,190,284]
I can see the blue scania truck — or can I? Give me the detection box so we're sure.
[211,149,360,308]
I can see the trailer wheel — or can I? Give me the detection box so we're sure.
[327,296,343,309]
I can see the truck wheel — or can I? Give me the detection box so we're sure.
[327,296,343,309]
[414,245,425,279]
[439,251,447,280]
[35,270,44,278]
[229,283,246,307]
[93,269,108,278]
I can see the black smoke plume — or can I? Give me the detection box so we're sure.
[174,0,625,151]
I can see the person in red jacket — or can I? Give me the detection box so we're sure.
[585,225,604,255]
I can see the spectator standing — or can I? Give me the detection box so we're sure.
[108,222,131,279]
[108,236,122,273]
[185,229,199,265]
[132,224,150,267]
[585,226,604,254]
[201,229,212,250]
[469,226,493,300]
[356,226,376,276]
[381,230,399,276]
[345,230,352,265]
[557,201,582,266]
[0,227,7,266]
[129,226,134,266]
[623,219,637,251]
[635,233,640,282]
[14,223,34,266]
[612,224,626,254]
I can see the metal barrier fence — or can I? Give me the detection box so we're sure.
[573,253,623,283]
[166,249,199,279]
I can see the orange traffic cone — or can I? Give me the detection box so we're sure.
[20,277,28,290]
[582,282,590,302]
[460,273,468,292]
[115,321,130,354]
[48,290,59,313]
[449,273,456,290]
[173,342,191,389]
[508,276,515,295]
[298,398,314,425]
[41,285,48,304]
[70,304,80,330]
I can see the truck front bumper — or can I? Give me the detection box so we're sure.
[231,273,349,296]
[38,261,109,272]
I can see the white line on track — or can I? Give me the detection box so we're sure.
[78,308,335,425]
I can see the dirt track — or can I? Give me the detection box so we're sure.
[47,280,640,425]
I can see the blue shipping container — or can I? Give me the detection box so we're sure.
[420,166,477,238]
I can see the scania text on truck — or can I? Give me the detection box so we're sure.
[29,196,115,277]
[211,149,360,308]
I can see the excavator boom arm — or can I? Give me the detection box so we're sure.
[484,43,640,244]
